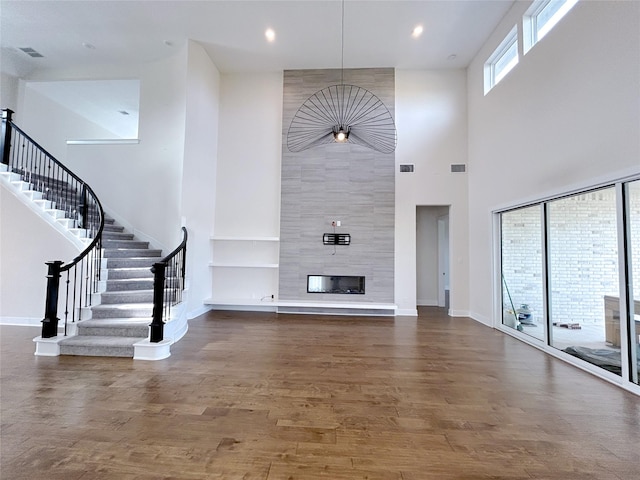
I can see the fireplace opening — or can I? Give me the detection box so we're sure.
[307,275,365,294]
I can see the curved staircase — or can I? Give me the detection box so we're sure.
[59,217,163,357]
[3,110,187,360]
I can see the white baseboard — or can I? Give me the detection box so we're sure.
[164,304,189,344]
[416,298,438,306]
[211,304,279,313]
[449,309,471,318]
[187,304,213,320]
[133,339,171,361]
[0,316,41,327]
[395,308,418,316]
[469,311,493,327]
[33,335,63,356]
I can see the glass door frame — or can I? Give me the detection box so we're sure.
[621,182,638,384]
[493,177,640,395]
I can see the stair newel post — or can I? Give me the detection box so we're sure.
[150,262,166,343]
[182,233,187,288]
[42,260,64,338]
[80,183,88,229]
[1,109,14,167]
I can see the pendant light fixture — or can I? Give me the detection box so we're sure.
[286,0,397,154]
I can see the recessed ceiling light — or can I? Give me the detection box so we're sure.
[82,42,96,50]
[411,25,423,39]
[164,40,174,47]
[265,28,276,42]
[447,54,457,61]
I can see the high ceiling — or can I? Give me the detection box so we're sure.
[1,0,515,77]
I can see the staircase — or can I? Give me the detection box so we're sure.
[3,110,188,359]
[1,163,171,357]
[58,217,163,357]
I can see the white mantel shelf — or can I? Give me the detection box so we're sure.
[208,262,279,268]
[210,236,279,241]
[276,301,397,310]
[204,298,397,315]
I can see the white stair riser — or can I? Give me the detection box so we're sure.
[56,218,76,229]
[45,209,66,219]
[23,190,43,201]
[33,199,53,210]
[10,180,31,191]
[69,228,89,238]
[0,172,21,182]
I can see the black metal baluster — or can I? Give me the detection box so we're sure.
[27,141,33,186]
[75,259,82,319]
[7,129,15,170]
[71,265,78,324]
[19,132,26,181]
[84,250,91,307]
[64,269,71,335]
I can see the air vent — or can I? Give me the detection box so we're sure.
[450,164,466,173]
[19,47,44,58]
[399,164,414,173]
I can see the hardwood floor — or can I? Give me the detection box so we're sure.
[1,307,639,479]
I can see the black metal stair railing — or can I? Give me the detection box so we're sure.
[150,227,187,343]
[1,109,104,338]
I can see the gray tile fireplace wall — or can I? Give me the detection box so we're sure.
[279,68,395,303]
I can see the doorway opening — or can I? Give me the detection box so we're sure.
[416,206,450,311]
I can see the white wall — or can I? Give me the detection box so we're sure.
[21,86,118,159]
[214,72,283,237]
[0,185,80,322]
[18,50,189,251]
[180,40,221,316]
[1,73,19,114]
[209,72,283,303]
[467,0,640,325]
[211,69,468,312]
[395,69,469,315]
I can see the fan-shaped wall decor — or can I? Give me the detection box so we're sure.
[286,0,396,155]
[287,83,397,154]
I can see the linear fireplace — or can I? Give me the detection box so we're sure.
[307,275,365,294]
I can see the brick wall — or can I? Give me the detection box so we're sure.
[548,190,618,325]
[502,185,640,326]
[501,206,544,324]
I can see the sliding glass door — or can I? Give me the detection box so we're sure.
[501,206,544,341]
[547,188,621,375]
[498,179,640,386]
[627,180,640,385]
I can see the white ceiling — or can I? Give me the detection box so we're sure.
[1,0,515,77]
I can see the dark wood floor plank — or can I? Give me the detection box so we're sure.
[1,307,639,479]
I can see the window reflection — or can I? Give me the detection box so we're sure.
[501,206,544,341]
[547,188,621,376]
[626,180,640,384]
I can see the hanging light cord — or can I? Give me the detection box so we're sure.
[341,0,345,86]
